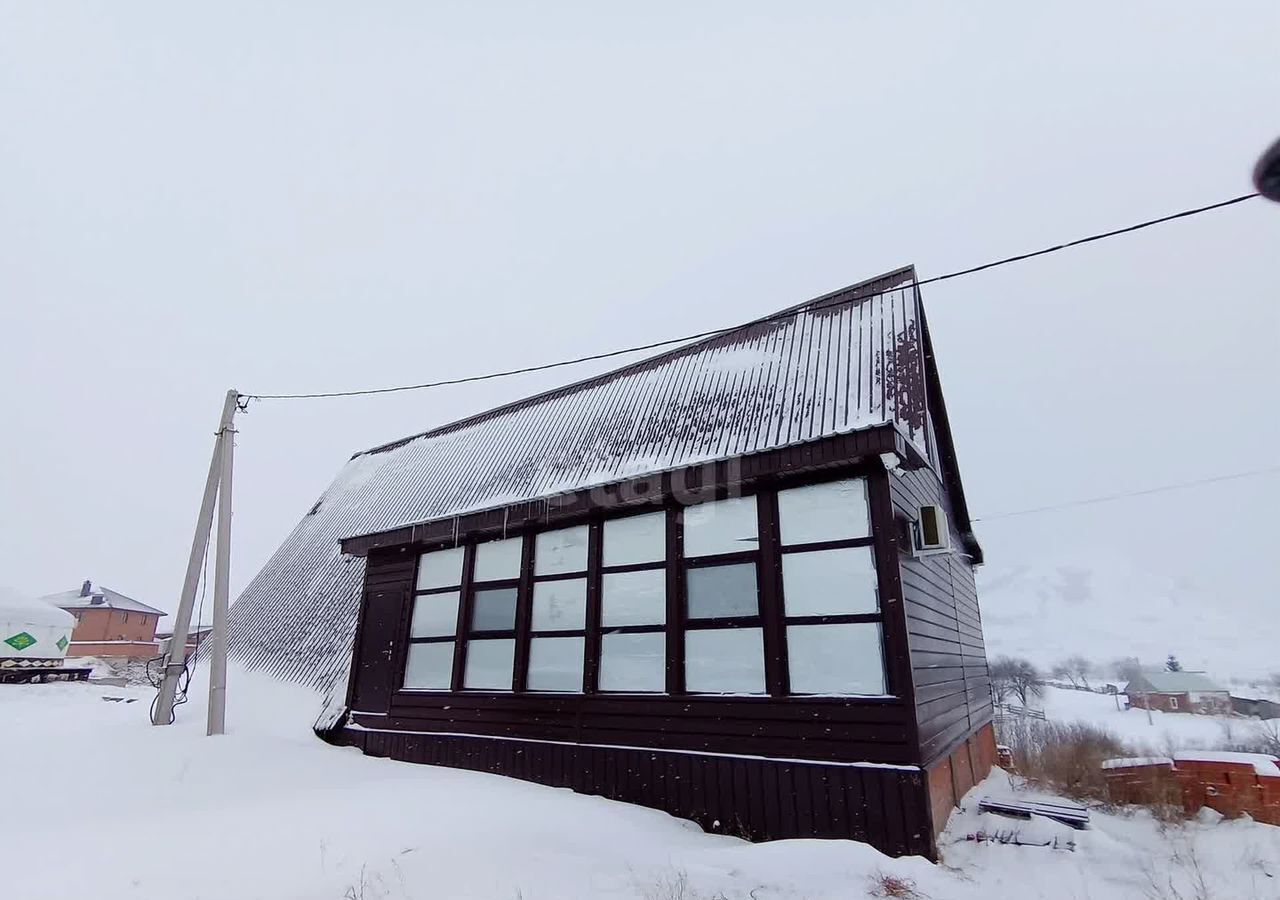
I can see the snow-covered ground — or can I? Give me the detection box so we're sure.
[3,671,1279,900]
[1037,686,1279,753]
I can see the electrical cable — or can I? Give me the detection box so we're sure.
[972,463,1280,523]
[243,192,1259,402]
[148,529,211,725]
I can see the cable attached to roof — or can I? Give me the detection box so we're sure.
[243,192,1259,402]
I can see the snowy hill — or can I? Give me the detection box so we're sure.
[976,558,1274,679]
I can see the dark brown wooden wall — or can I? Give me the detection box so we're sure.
[347,475,920,767]
[888,465,992,766]
[353,692,914,763]
[338,726,934,857]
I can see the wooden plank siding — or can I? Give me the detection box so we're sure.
[887,465,992,767]
[336,424,981,859]
[337,726,933,856]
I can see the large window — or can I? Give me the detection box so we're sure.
[599,511,668,692]
[403,546,465,690]
[777,478,886,695]
[683,496,766,695]
[527,525,589,692]
[397,473,889,698]
[462,537,521,690]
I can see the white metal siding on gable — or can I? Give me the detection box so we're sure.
[228,281,931,691]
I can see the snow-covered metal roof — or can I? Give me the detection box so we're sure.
[41,582,166,616]
[341,270,927,542]
[1,586,76,629]
[1125,671,1227,694]
[228,267,937,691]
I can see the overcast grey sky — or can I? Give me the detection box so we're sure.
[2,4,1277,675]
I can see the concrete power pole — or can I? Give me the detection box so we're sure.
[151,389,240,728]
[206,393,237,736]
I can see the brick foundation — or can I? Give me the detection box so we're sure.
[67,640,158,659]
[924,722,997,840]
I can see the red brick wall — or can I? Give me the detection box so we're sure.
[67,640,159,659]
[1105,758,1280,825]
[1128,692,1231,715]
[924,722,997,843]
[67,609,159,644]
[926,758,955,839]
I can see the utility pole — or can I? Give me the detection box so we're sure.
[206,392,236,736]
[151,389,240,728]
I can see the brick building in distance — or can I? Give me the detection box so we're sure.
[1124,671,1230,715]
[41,580,165,659]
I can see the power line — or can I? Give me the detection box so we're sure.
[245,191,1259,401]
[973,464,1280,523]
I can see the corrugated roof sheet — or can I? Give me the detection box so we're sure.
[228,268,933,691]
[1127,671,1228,694]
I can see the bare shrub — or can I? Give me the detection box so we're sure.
[1213,718,1280,756]
[867,870,928,899]
[1142,836,1211,900]
[1002,720,1131,801]
[634,868,730,900]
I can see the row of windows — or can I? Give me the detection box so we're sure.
[401,477,887,697]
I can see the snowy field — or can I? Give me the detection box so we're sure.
[2,671,1278,900]
[1038,685,1279,752]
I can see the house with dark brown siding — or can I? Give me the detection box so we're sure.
[226,267,992,859]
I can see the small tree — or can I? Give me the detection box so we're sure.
[1110,656,1144,684]
[990,656,1042,707]
[1166,654,1182,673]
[1051,656,1095,689]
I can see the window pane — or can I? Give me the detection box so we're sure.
[686,563,759,619]
[683,495,758,558]
[787,623,886,695]
[402,642,454,690]
[599,632,666,692]
[535,525,588,576]
[410,591,460,637]
[531,578,586,631]
[473,537,523,582]
[601,570,666,627]
[527,636,585,692]
[782,547,878,616]
[685,628,765,694]
[777,478,870,545]
[603,511,666,567]
[416,547,465,590]
[471,587,518,631]
[463,638,515,690]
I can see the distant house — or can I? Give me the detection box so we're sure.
[41,580,166,659]
[1232,696,1280,719]
[1124,671,1230,715]
[155,624,213,659]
